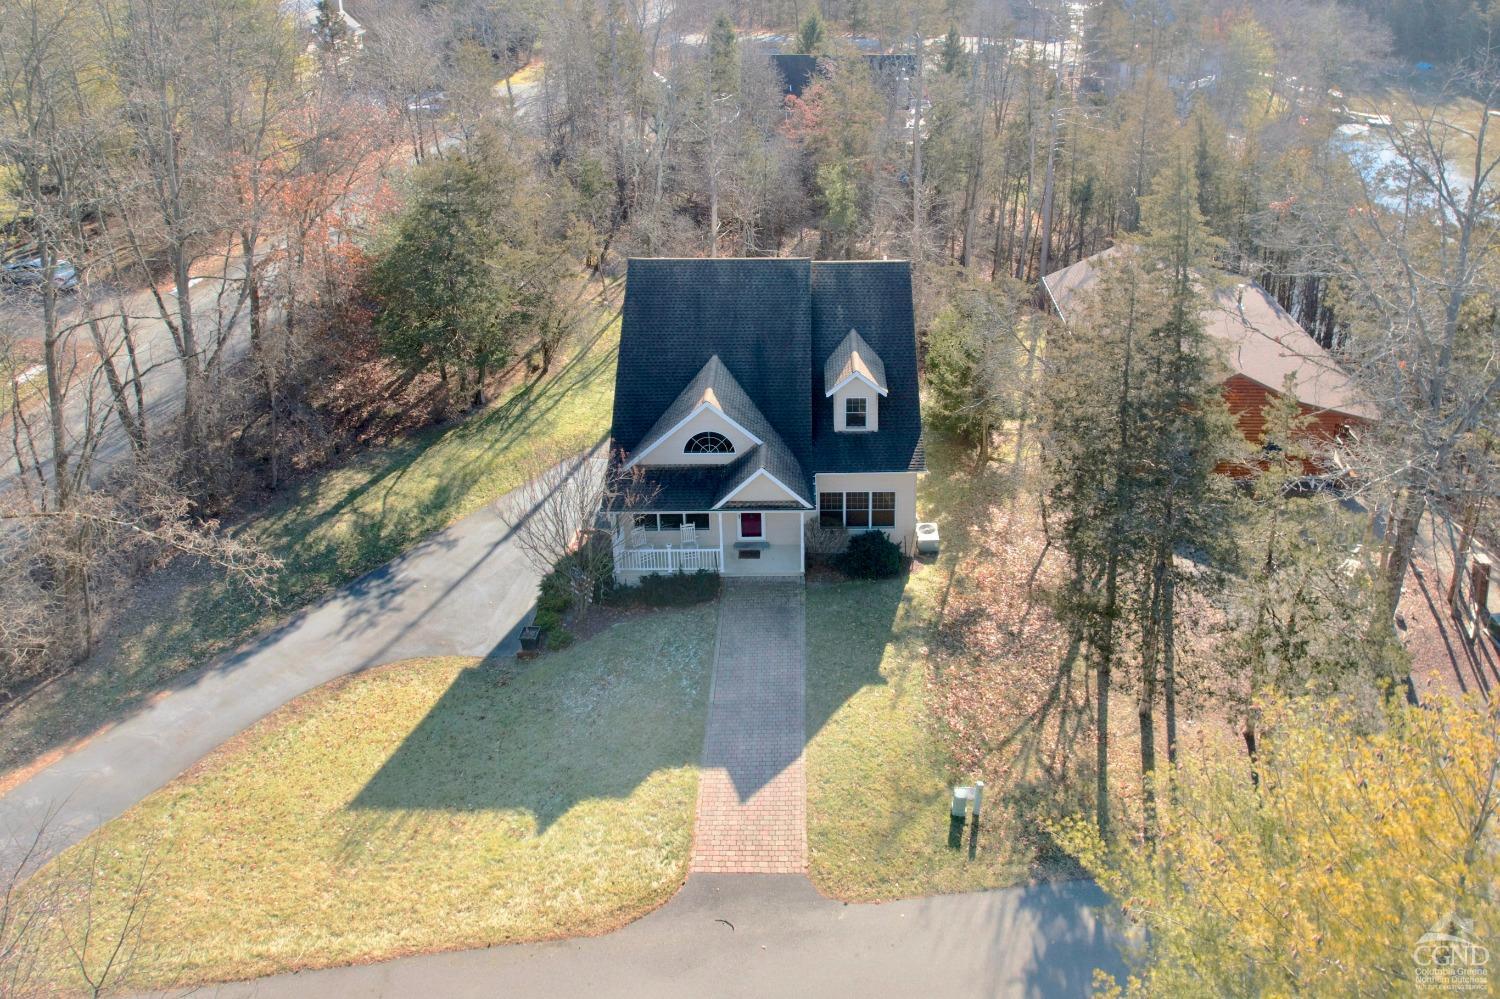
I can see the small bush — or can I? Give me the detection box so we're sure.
[804,520,851,557]
[533,562,586,649]
[839,531,905,579]
[532,606,563,634]
[537,571,574,616]
[605,570,720,608]
[1004,779,1091,876]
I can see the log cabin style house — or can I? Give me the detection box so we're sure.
[1042,246,1376,470]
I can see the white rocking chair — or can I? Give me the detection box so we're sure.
[679,523,699,548]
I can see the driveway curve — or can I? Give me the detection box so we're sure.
[0,460,593,875]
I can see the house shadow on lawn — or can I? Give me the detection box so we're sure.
[803,574,906,748]
[345,572,908,835]
[344,606,716,838]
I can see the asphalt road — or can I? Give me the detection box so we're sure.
[194,874,1124,999]
[0,266,253,491]
[0,463,570,876]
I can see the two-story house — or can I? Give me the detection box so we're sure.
[607,258,925,582]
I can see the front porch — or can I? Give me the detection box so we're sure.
[612,509,808,581]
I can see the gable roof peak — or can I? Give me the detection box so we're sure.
[824,328,889,396]
[624,355,769,468]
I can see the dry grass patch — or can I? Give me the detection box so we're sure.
[806,433,1212,900]
[24,603,712,992]
[805,436,1075,900]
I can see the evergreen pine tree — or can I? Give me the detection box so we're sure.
[795,12,826,55]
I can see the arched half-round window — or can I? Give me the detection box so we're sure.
[685,431,735,455]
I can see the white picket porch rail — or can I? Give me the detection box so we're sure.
[613,545,724,573]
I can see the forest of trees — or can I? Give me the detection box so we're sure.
[0,0,1496,991]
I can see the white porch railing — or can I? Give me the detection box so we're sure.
[613,545,723,573]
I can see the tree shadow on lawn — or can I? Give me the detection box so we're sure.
[0,329,618,784]
[263,329,618,592]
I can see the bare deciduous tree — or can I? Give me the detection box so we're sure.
[0,813,158,999]
[1327,67,1500,692]
[502,447,656,617]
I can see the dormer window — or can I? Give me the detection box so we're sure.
[685,431,735,454]
[826,329,888,434]
[845,397,867,429]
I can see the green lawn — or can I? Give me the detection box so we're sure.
[805,436,1047,901]
[28,604,714,991]
[0,315,619,782]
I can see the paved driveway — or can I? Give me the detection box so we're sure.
[195,873,1123,998]
[693,580,808,873]
[0,462,594,875]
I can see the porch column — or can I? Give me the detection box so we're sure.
[799,510,806,572]
[718,512,727,571]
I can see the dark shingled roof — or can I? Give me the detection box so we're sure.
[635,355,772,455]
[613,258,811,457]
[824,329,888,396]
[773,53,914,104]
[610,258,924,511]
[630,355,813,509]
[614,466,728,513]
[714,435,812,507]
[811,261,925,474]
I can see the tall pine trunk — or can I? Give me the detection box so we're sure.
[1094,550,1117,837]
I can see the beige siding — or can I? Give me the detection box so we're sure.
[725,509,802,545]
[813,471,919,552]
[720,470,810,505]
[723,510,805,576]
[831,381,880,433]
[634,406,757,467]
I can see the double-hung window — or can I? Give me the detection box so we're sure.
[845,491,871,528]
[817,491,897,529]
[845,397,868,429]
[819,492,843,528]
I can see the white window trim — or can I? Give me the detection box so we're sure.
[824,372,889,397]
[737,511,765,540]
[634,512,712,532]
[683,430,737,455]
[624,402,764,469]
[818,490,897,530]
[843,397,871,432]
[712,468,812,509]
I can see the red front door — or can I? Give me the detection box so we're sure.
[739,512,763,539]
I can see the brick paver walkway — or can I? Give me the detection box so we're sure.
[691,579,808,874]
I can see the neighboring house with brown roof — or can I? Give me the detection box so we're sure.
[1042,246,1376,467]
